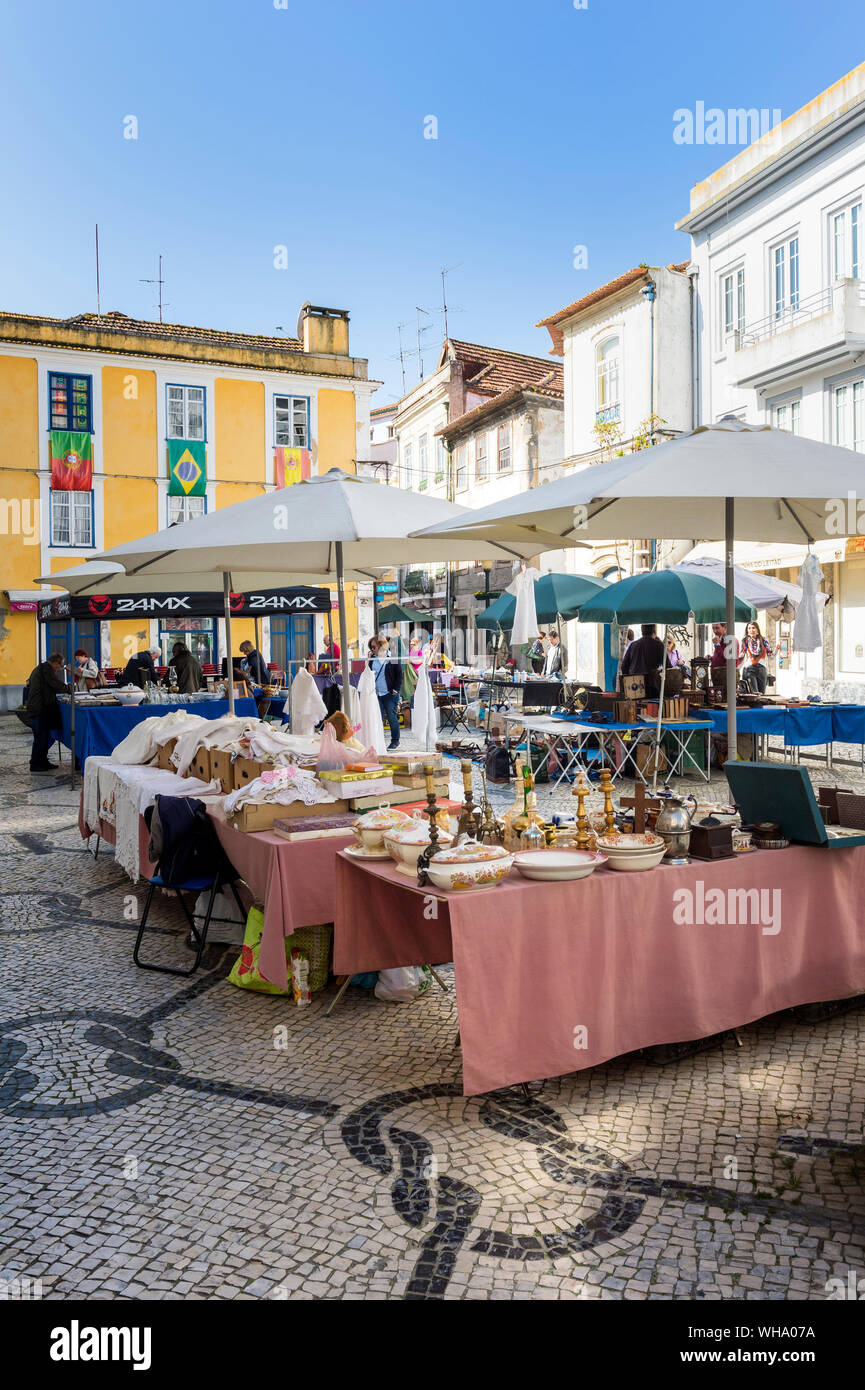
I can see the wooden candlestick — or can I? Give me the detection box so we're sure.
[600,767,616,836]
[457,759,480,840]
[573,771,590,851]
[417,762,440,885]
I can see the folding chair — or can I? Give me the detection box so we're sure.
[133,871,247,977]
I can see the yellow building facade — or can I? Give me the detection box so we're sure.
[0,304,376,703]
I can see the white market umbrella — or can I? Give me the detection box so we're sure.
[415,418,859,750]
[87,469,580,714]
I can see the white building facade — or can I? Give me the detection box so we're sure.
[679,61,865,690]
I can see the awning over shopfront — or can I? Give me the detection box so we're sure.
[36,585,332,622]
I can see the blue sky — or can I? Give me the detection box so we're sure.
[1,0,861,405]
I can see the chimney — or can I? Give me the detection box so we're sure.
[296,303,350,356]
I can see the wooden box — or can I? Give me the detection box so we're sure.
[689,823,734,860]
[156,736,177,771]
[614,699,638,724]
[228,797,350,833]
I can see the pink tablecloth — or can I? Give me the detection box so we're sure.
[208,806,355,990]
[334,848,865,1096]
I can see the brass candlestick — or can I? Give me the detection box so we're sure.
[457,759,481,840]
[478,771,505,846]
[417,762,441,885]
[600,767,616,836]
[573,770,590,851]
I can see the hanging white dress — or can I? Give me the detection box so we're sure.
[506,566,541,648]
[793,553,824,653]
[411,653,439,750]
[357,664,387,754]
[289,668,328,736]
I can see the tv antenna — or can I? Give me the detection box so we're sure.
[140,254,168,322]
[440,262,463,340]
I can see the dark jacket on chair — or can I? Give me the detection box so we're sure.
[146,796,238,887]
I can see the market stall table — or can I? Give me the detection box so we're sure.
[59,698,258,764]
[507,713,713,785]
[334,848,865,1096]
[207,804,355,990]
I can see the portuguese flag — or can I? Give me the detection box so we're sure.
[50,431,93,491]
[168,439,206,495]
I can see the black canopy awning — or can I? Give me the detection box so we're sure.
[37,585,332,622]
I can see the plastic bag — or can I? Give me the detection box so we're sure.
[316,720,376,772]
[374,965,432,1003]
[193,888,246,945]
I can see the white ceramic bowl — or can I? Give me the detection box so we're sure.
[602,845,667,872]
[353,809,412,851]
[513,849,607,881]
[383,827,454,875]
[425,848,514,892]
[114,688,146,706]
[596,833,665,854]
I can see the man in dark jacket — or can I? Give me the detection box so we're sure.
[370,639,402,750]
[122,647,161,689]
[26,653,69,770]
[620,624,668,697]
[238,641,268,686]
[166,642,204,693]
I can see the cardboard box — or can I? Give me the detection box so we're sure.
[320,776,394,800]
[232,756,264,790]
[228,797,350,833]
[190,745,214,783]
[350,780,450,811]
[156,736,177,771]
[209,748,234,791]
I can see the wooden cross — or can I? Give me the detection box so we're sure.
[619,782,663,833]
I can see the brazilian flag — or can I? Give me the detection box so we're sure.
[168,439,206,495]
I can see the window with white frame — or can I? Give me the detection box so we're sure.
[167,494,207,526]
[772,400,800,434]
[455,445,468,492]
[832,202,862,280]
[166,385,205,439]
[833,378,865,451]
[436,436,447,481]
[51,491,93,547]
[418,433,428,487]
[496,423,512,473]
[403,442,413,489]
[595,336,621,419]
[475,433,488,481]
[773,237,799,318]
[721,268,745,341]
[274,394,309,448]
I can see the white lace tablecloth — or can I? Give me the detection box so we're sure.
[82,759,220,880]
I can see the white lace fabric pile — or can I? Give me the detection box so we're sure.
[82,759,219,880]
[110,710,211,767]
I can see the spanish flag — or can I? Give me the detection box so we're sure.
[50,431,93,491]
[275,447,311,490]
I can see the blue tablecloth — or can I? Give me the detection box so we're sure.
[559,717,714,734]
[830,705,865,744]
[783,705,835,747]
[58,698,258,763]
[701,706,788,737]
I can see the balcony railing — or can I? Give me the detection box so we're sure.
[737,281,864,349]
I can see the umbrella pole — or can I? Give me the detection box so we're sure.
[223,571,235,715]
[68,616,76,791]
[725,498,737,762]
[652,624,668,793]
[335,541,352,717]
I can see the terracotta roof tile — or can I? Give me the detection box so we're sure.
[436,374,564,439]
[442,338,565,395]
[0,308,303,354]
[536,263,691,352]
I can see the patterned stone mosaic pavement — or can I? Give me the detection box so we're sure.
[1,714,864,1302]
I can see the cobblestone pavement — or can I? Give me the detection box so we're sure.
[1,714,864,1302]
